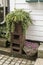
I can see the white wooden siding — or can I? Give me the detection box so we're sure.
[28,25,43,31]
[14,0,43,42]
[10,0,15,11]
[0,0,8,7]
[26,35,43,41]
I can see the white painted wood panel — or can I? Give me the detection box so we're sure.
[26,35,43,42]
[16,3,43,10]
[26,31,43,37]
[10,0,15,11]
[31,15,43,20]
[0,0,2,4]
[27,2,43,10]
[16,3,28,9]
[32,20,43,25]
[16,0,26,3]
[0,0,8,7]
[28,25,43,31]
[30,10,43,15]
[15,0,43,41]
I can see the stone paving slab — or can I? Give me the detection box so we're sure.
[0,54,35,65]
[34,58,43,65]
[38,44,43,58]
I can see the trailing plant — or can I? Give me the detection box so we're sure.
[0,23,6,38]
[23,41,39,56]
[5,9,32,41]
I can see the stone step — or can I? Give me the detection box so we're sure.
[38,44,43,58]
[34,58,43,65]
[0,38,7,47]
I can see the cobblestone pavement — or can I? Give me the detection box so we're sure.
[0,54,35,65]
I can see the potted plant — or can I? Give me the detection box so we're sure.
[5,9,32,41]
[23,41,39,56]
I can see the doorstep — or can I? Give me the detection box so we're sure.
[0,47,11,56]
[0,38,6,47]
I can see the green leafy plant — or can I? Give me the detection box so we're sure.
[0,24,6,38]
[5,9,32,41]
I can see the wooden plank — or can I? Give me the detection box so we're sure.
[27,25,43,31]
[26,35,43,42]
[26,31,43,37]
[31,15,43,20]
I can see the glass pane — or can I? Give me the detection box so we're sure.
[0,7,4,22]
[39,0,43,2]
[26,0,38,2]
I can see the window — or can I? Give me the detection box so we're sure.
[39,0,43,2]
[0,0,9,23]
[26,0,43,2]
[26,0,38,2]
[0,7,4,23]
[0,7,8,23]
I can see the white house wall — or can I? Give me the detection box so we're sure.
[10,0,43,42]
[10,0,15,11]
[0,0,8,7]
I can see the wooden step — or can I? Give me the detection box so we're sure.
[0,38,7,47]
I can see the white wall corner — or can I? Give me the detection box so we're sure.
[9,0,16,12]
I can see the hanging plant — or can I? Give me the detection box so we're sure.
[5,9,32,41]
